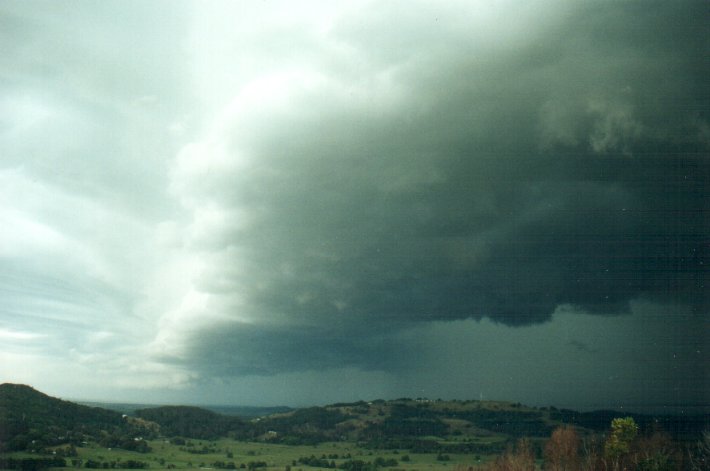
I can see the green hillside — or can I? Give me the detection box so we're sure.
[79,402,292,419]
[2,383,707,460]
[243,399,554,452]
[134,406,247,440]
[0,384,155,452]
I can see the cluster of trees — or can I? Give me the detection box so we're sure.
[359,403,553,442]
[447,409,552,438]
[295,455,337,468]
[137,406,350,446]
[361,403,447,442]
[255,408,350,445]
[178,444,219,455]
[0,457,66,471]
[549,409,709,440]
[337,459,395,471]
[362,436,507,455]
[294,455,399,470]
[207,460,238,469]
[134,407,245,441]
[2,433,150,456]
[1,457,152,471]
[464,417,708,471]
[244,461,268,470]
[197,460,267,470]
[97,435,151,453]
[82,459,148,469]
[0,385,155,454]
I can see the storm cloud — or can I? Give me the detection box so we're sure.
[161,0,708,374]
[0,0,707,408]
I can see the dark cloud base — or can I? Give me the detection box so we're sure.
[173,0,709,377]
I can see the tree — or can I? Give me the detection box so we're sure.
[487,438,535,471]
[544,426,580,471]
[605,417,638,470]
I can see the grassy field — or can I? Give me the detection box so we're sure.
[3,439,502,471]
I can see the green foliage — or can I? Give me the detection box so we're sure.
[363,417,448,439]
[242,408,352,445]
[362,436,507,455]
[246,461,267,470]
[0,457,66,470]
[211,460,237,469]
[135,406,246,440]
[605,417,638,459]
[553,408,707,441]
[449,408,551,438]
[636,453,674,471]
[296,455,335,467]
[0,384,153,453]
[372,457,398,467]
[338,460,377,471]
[83,459,149,469]
[99,435,151,453]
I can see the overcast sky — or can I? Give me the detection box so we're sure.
[1,0,708,413]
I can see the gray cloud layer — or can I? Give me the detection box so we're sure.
[1,1,707,405]
[166,1,708,376]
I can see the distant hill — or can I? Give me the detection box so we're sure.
[134,406,247,440]
[254,399,560,449]
[2,384,707,455]
[248,399,709,449]
[0,383,155,452]
[80,401,292,418]
[203,404,293,418]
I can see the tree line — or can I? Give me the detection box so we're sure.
[464,417,709,471]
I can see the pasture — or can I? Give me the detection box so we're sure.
[6,439,497,471]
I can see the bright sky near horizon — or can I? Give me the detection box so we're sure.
[0,0,708,411]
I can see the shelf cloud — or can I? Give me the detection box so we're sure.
[0,0,707,409]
